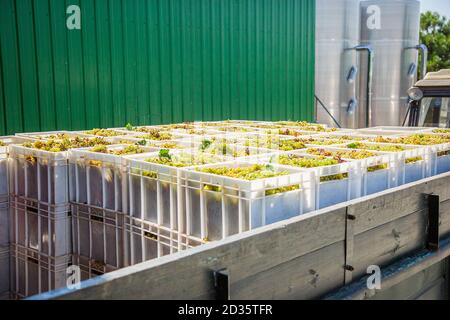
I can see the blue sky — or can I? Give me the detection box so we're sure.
[421,0,450,18]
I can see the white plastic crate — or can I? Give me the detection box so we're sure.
[71,203,125,269]
[126,150,228,231]
[1,136,35,203]
[123,216,205,266]
[367,134,450,177]
[10,244,71,299]
[9,196,71,257]
[182,160,309,241]
[333,142,428,185]
[9,145,70,205]
[260,152,360,210]
[9,137,115,205]
[0,146,8,203]
[0,246,9,295]
[302,147,399,196]
[0,202,9,246]
[72,254,118,281]
[69,145,154,212]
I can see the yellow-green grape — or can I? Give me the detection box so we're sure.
[346,142,406,152]
[371,134,450,146]
[21,137,111,152]
[279,139,307,151]
[306,148,376,160]
[265,185,300,196]
[197,164,290,180]
[367,164,388,172]
[91,145,145,155]
[146,152,220,167]
[136,129,173,141]
[84,128,121,137]
[142,170,158,178]
[433,128,450,134]
[320,173,349,182]
[278,155,340,168]
[405,157,423,164]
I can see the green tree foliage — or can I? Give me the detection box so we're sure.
[420,11,450,74]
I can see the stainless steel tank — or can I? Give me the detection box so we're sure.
[359,0,421,127]
[316,0,361,128]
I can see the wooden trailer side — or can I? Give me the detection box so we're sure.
[33,173,450,300]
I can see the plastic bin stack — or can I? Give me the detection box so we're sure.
[6,131,119,298]
[7,137,73,298]
[68,144,152,272]
[0,136,33,299]
[2,122,450,299]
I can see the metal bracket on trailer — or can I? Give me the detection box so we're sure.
[213,268,230,300]
[426,194,440,251]
[344,209,356,284]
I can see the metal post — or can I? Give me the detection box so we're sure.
[353,45,374,128]
[214,268,230,300]
[406,44,428,80]
[426,194,440,251]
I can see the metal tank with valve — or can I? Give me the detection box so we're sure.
[359,0,425,127]
[315,0,361,128]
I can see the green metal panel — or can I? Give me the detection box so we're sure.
[0,0,315,135]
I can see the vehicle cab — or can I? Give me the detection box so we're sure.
[407,69,450,128]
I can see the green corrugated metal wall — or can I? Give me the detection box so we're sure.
[0,0,315,135]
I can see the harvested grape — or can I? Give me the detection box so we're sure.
[371,134,450,146]
[197,164,290,180]
[91,145,145,156]
[21,137,111,152]
[346,142,406,152]
[145,152,220,167]
[84,129,121,137]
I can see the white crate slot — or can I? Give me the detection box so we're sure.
[0,246,9,295]
[69,145,154,213]
[9,196,72,257]
[10,244,71,298]
[0,202,9,246]
[183,161,308,241]
[71,203,125,269]
[126,151,228,233]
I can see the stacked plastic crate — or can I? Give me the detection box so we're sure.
[120,124,227,266]
[69,142,151,277]
[7,131,113,298]
[1,137,13,298]
[3,121,450,299]
[68,126,206,275]
[0,136,35,299]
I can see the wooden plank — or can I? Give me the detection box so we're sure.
[351,210,428,279]
[35,174,450,300]
[44,207,346,300]
[349,174,450,235]
[325,237,450,300]
[368,258,448,300]
[231,241,345,300]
